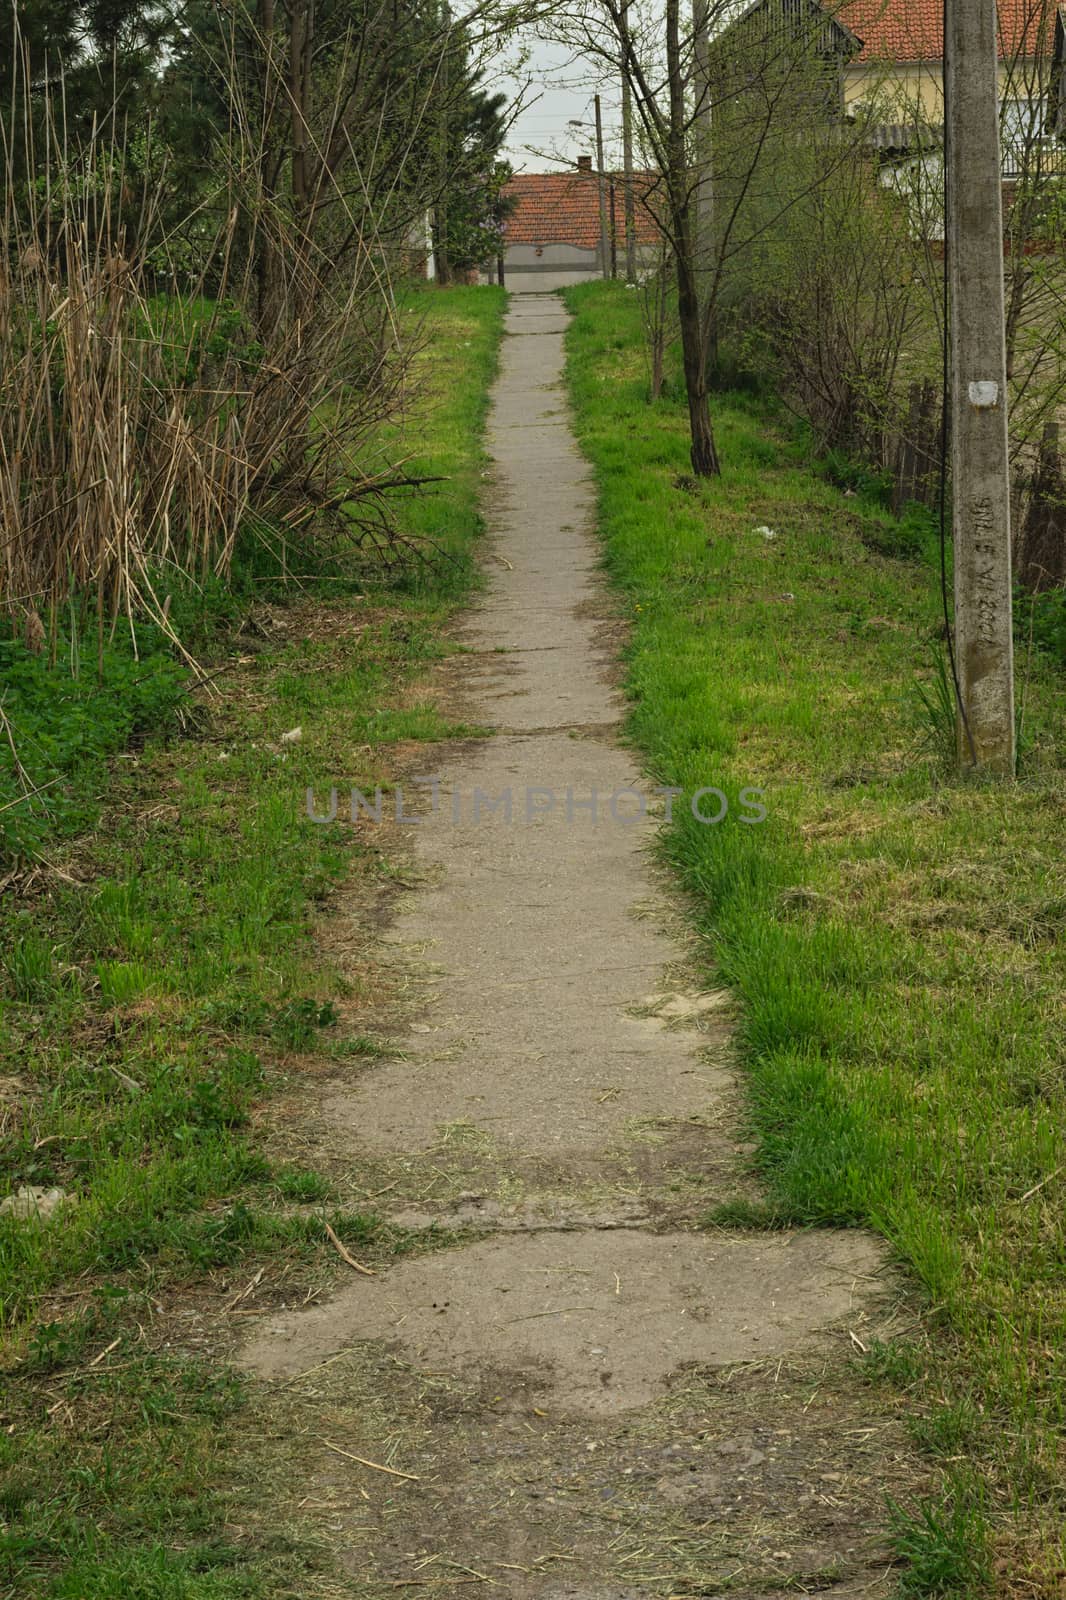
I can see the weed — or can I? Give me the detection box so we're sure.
[272,997,339,1050]
[0,623,189,861]
[330,1034,393,1060]
[858,1339,925,1389]
[2,931,57,1001]
[889,1488,993,1596]
[274,1166,333,1203]
[909,1402,983,1459]
[95,958,168,1005]
[23,1310,101,1375]
[912,644,959,765]
[702,1198,791,1230]
[1024,584,1066,667]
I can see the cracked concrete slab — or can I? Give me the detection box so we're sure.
[241,1228,886,1415]
[319,724,734,1157]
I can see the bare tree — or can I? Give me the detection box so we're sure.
[639,235,675,401]
[540,0,872,476]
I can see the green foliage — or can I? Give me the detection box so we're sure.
[1020,172,1066,240]
[2,933,60,1003]
[0,269,497,868]
[909,1401,983,1460]
[273,1165,333,1202]
[816,446,896,506]
[330,1034,392,1059]
[438,157,516,274]
[431,63,512,275]
[0,1350,262,1599]
[717,120,931,458]
[27,134,212,283]
[142,298,265,386]
[701,1197,791,1229]
[1,0,173,164]
[24,1309,102,1375]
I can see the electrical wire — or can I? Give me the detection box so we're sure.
[940,0,979,766]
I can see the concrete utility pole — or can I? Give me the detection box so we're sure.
[691,0,715,321]
[944,0,1016,772]
[620,0,638,284]
[609,180,618,278]
[594,94,611,280]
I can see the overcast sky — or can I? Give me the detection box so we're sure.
[495,34,624,173]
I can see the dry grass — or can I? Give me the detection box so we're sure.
[0,30,427,663]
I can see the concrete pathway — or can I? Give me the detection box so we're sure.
[241,297,914,1599]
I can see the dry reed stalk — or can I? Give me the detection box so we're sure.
[0,11,444,667]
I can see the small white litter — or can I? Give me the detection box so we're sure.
[753,525,777,540]
[280,727,303,745]
[0,1186,75,1223]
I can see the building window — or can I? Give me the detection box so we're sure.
[1001,97,1049,179]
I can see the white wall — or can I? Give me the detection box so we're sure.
[502,242,602,293]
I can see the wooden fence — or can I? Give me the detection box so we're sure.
[1016,421,1066,591]
[880,380,942,515]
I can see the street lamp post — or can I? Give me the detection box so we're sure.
[569,113,612,280]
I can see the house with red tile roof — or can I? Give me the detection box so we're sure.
[717,0,1064,174]
[835,0,1065,169]
[838,0,1058,66]
[488,159,662,292]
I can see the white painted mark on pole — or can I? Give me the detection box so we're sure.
[967,380,1000,409]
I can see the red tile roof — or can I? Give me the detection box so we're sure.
[503,171,661,250]
[836,0,1058,62]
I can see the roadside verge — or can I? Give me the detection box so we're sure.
[564,279,1066,1590]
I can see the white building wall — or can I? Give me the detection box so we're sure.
[502,243,602,293]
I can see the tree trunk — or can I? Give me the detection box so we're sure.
[254,0,284,339]
[620,0,637,284]
[676,247,720,475]
[286,0,316,466]
[691,0,715,368]
[289,0,310,216]
[433,204,451,285]
[1003,208,1031,382]
[665,0,720,476]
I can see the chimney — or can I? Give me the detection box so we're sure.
[576,154,592,172]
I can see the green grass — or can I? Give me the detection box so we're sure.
[890,1488,994,1597]
[0,283,505,1597]
[0,621,191,859]
[564,281,1066,1587]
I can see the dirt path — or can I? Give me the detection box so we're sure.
[240,297,916,1599]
